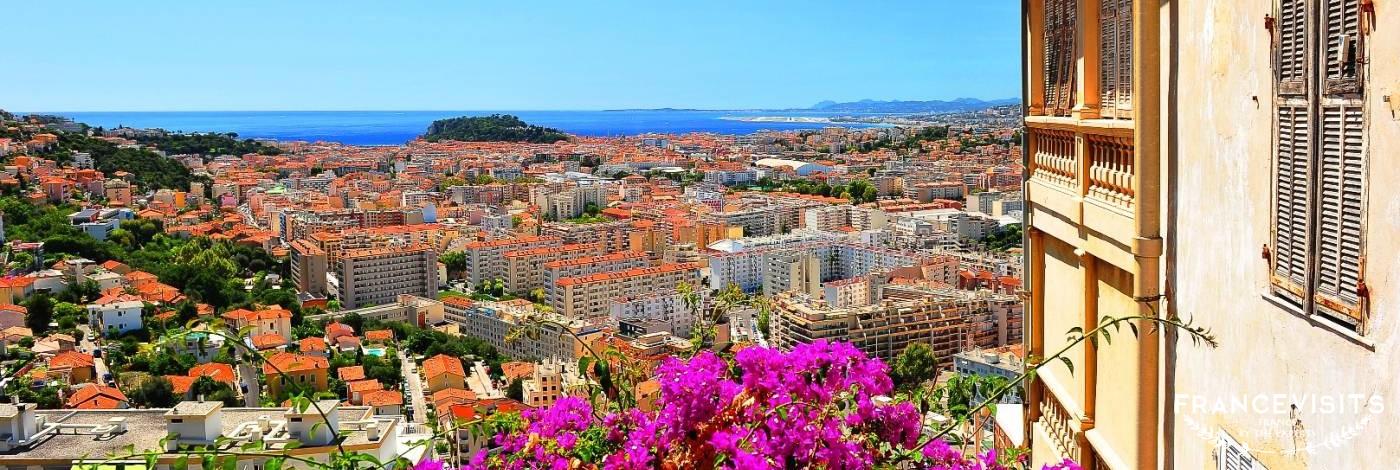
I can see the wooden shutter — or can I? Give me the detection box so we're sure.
[1276,0,1308,95]
[1217,432,1262,470]
[1322,0,1363,95]
[1313,104,1365,320]
[1044,0,1078,116]
[1271,104,1311,301]
[1099,0,1132,119]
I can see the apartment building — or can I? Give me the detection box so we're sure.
[701,199,816,238]
[770,287,1022,365]
[906,181,968,203]
[542,252,651,304]
[522,362,567,408]
[443,297,601,362]
[336,245,438,309]
[308,294,446,328]
[551,263,701,320]
[801,205,890,232]
[463,236,563,287]
[608,291,694,339]
[1022,0,1397,468]
[503,243,601,294]
[533,185,608,220]
[290,239,328,296]
[539,220,632,255]
[338,224,456,254]
[709,240,927,294]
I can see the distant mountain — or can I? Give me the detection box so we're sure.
[806,98,1020,114]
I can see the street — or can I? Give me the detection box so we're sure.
[237,361,261,407]
[75,325,110,383]
[399,350,426,424]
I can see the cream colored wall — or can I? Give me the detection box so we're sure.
[1040,237,1085,408]
[1168,0,1400,468]
[1091,261,1149,468]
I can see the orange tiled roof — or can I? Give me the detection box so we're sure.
[50,350,95,369]
[299,336,328,352]
[362,389,403,407]
[67,385,128,409]
[430,387,478,409]
[500,362,535,382]
[166,375,198,395]
[348,379,383,394]
[555,263,697,287]
[262,352,328,375]
[364,329,394,342]
[252,333,287,350]
[337,366,366,381]
[422,354,465,380]
[189,362,237,384]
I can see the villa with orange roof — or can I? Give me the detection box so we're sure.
[422,354,466,393]
[362,389,404,416]
[48,350,96,384]
[347,379,384,405]
[0,304,25,330]
[222,305,293,342]
[262,352,329,398]
[66,384,129,409]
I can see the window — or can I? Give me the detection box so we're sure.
[1269,0,1368,328]
[1099,0,1133,119]
[1217,430,1266,470]
[1044,0,1078,116]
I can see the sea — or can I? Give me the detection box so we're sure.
[38,110,895,146]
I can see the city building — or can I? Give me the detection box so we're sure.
[262,352,330,399]
[86,300,144,335]
[444,297,603,362]
[290,239,329,297]
[336,245,438,309]
[503,243,600,294]
[422,354,467,393]
[1022,1,1398,468]
[770,287,1021,365]
[463,236,563,287]
[551,263,701,320]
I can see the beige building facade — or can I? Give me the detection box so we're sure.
[1022,0,1398,468]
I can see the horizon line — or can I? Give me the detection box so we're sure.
[9,98,1022,115]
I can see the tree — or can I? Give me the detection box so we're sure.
[861,185,879,203]
[130,376,179,408]
[440,251,467,279]
[24,293,54,334]
[506,378,524,401]
[190,376,239,406]
[891,343,939,391]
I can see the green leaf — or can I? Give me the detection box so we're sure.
[578,356,594,378]
[1127,322,1139,338]
[172,456,189,470]
[264,457,284,470]
[1059,357,1075,376]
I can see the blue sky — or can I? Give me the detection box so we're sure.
[3,1,1019,111]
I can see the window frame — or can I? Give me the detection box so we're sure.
[1267,0,1370,331]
